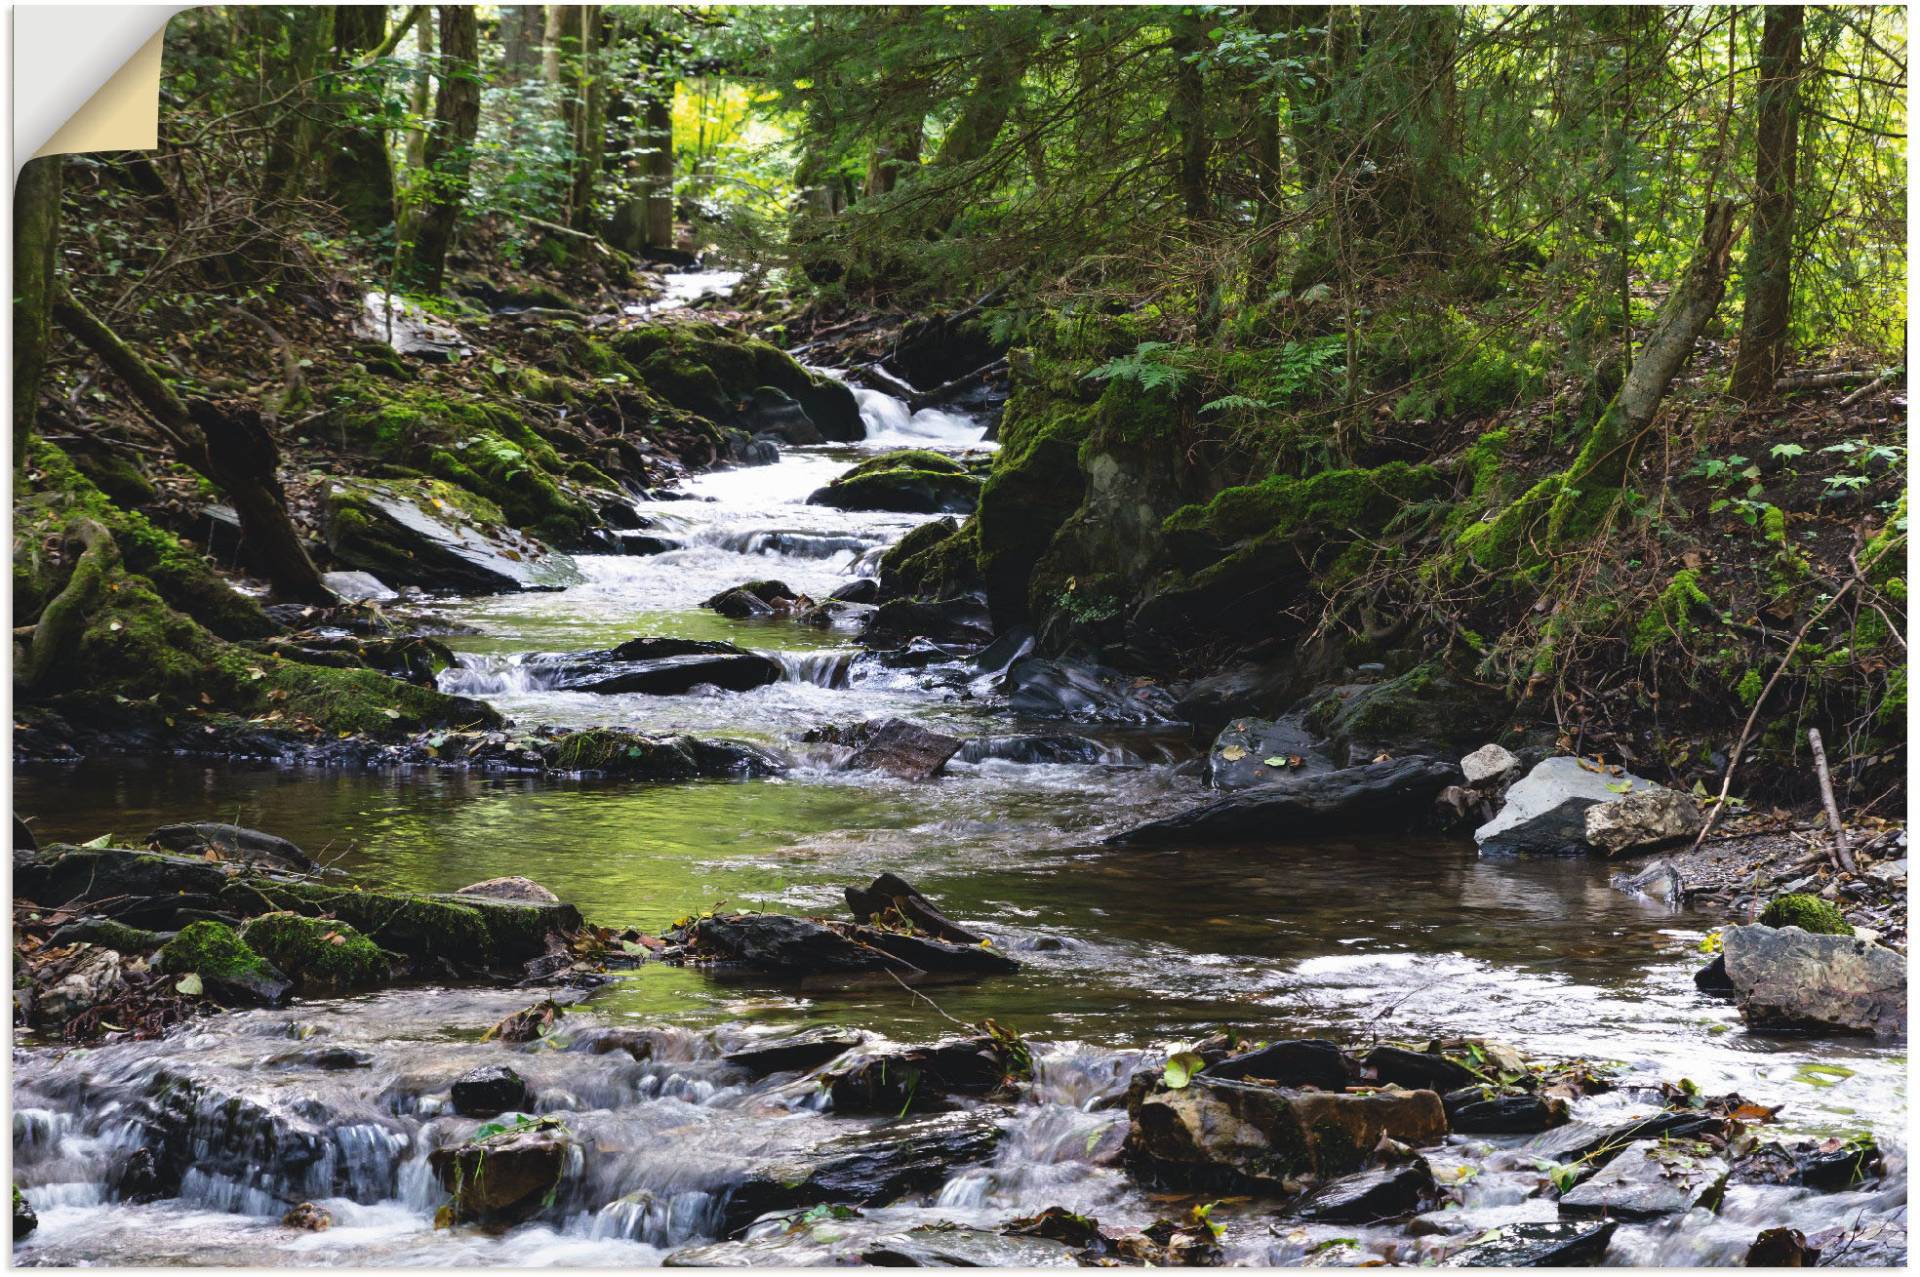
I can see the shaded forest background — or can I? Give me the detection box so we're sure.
[10,4,1909,811]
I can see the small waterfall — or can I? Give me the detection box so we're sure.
[841,380,993,449]
[701,528,879,560]
[438,652,561,697]
[773,649,855,689]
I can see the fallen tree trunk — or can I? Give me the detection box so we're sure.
[908,357,1008,412]
[51,290,334,605]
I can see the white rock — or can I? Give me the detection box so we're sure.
[1475,756,1663,854]
[1460,743,1521,786]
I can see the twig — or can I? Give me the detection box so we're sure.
[1838,366,1901,408]
[1806,728,1858,873]
[1688,569,1869,853]
[883,968,969,1029]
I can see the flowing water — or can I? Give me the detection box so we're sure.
[11,336,1908,1265]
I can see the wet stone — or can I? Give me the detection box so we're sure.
[451,1064,533,1118]
[1294,1159,1437,1223]
[1557,1141,1729,1219]
[723,1027,865,1078]
[1206,1039,1354,1090]
[1439,1220,1617,1266]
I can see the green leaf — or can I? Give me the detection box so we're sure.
[175,972,204,996]
[1163,1050,1206,1090]
[79,833,113,849]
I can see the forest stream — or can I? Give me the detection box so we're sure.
[10,280,1907,1266]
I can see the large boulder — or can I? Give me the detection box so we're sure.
[825,1037,1014,1113]
[324,478,582,593]
[1293,1159,1437,1223]
[1107,757,1462,846]
[723,1027,865,1078]
[1303,665,1509,758]
[1206,716,1335,790]
[863,594,995,647]
[1125,1074,1447,1188]
[808,450,984,515]
[536,638,784,695]
[1475,757,1673,855]
[1718,924,1905,1038]
[609,319,864,442]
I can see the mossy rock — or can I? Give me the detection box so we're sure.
[50,561,497,737]
[1161,461,1445,567]
[974,352,1098,626]
[1302,663,1510,756]
[15,440,271,639]
[1759,894,1851,936]
[808,451,983,515]
[323,476,582,594]
[154,920,292,1006]
[609,320,863,442]
[877,517,980,600]
[226,878,579,968]
[239,911,391,992]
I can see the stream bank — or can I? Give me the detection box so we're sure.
[13,270,1907,1268]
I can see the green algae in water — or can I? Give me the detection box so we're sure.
[1794,1063,1858,1088]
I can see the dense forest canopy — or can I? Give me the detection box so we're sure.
[12,3,1909,794]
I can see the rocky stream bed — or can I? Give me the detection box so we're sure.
[11,302,1908,1267]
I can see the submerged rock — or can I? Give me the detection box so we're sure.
[1558,1140,1729,1218]
[702,579,806,618]
[957,733,1109,766]
[1005,657,1178,725]
[451,1064,532,1118]
[720,1109,1003,1233]
[723,1027,865,1078]
[1107,756,1461,845]
[1718,923,1905,1038]
[545,644,784,695]
[1474,757,1671,855]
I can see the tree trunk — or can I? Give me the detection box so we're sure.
[402,6,481,291]
[51,291,334,604]
[569,7,610,232]
[13,156,62,465]
[404,8,435,176]
[1246,7,1288,291]
[1544,200,1740,541]
[261,6,335,202]
[642,90,676,248]
[501,5,542,84]
[329,4,397,236]
[1729,5,1805,403]
[931,36,1033,173]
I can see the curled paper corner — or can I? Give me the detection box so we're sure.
[14,6,190,177]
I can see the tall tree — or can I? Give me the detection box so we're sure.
[1729,5,1806,402]
[260,6,335,202]
[569,7,612,231]
[401,5,480,290]
[328,4,400,236]
[404,8,435,176]
[13,157,63,464]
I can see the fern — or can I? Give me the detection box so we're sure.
[1087,341,1190,392]
[1200,393,1272,415]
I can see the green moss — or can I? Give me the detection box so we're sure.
[844,449,968,480]
[608,320,859,436]
[1759,893,1851,935]
[155,920,275,982]
[1632,569,1717,656]
[878,517,985,600]
[1736,668,1764,706]
[230,880,494,963]
[16,440,271,639]
[240,912,390,991]
[1162,461,1444,549]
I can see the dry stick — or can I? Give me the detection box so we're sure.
[1806,728,1858,874]
[1687,573,1865,854]
[1838,367,1902,409]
